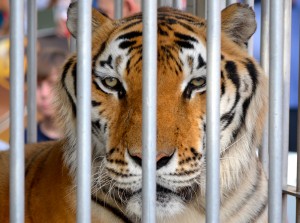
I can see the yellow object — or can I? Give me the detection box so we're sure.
[0,38,27,90]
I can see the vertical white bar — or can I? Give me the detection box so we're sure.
[173,0,182,9]
[76,0,92,222]
[196,0,206,19]
[206,0,221,222]
[142,0,157,222]
[259,0,270,176]
[70,0,77,52]
[296,20,300,221]
[158,0,173,7]
[268,0,284,222]
[186,0,196,14]
[27,0,37,143]
[9,0,25,222]
[281,0,292,222]
[114,0,123,19]
[244,0,254,56]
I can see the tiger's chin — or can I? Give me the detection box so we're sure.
[126,191,186,220]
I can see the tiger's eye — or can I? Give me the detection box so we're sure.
[104,77,118,87]
[190,78,205,87]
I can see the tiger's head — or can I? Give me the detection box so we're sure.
[56,3,267,221]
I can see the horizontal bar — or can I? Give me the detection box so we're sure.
[283,185,300,198]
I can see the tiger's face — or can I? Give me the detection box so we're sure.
[59,3,267,221]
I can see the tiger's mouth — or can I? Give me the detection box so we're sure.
[125,184,199,218]
[107,183,198,203]
[102,182,199,219]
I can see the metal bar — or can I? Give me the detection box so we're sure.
[206,0,221,222]
[76,0,92,222]
[27,0,37,143]
[186,0,196,15]
[268,0,284,222]
[173,0,181,9]
[281,0,292,222]
[283,185,300,199]
[226,0,236,6]
[244,0,254,56]
[142,0,157,222]
[259,0,270,176]
[296,15,300,223]
[70,0,77,52]
[158,0,173,7]
[114,0,123,19]
[9,0,25,222]
[195,0,206,19]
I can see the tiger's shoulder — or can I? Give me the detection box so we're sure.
[0,140,76,223]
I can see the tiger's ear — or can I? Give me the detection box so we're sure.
[66,2,113,38]
[221,3,256,47]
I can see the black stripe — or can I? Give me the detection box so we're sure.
[251,198,267,222]
[61,59,77,116]
[221,112,235,130]
[117,31,142,40]
[175,40,194,49]
[177,21,195,32]
[158,25,168,36]
[224,60,241,118]
[93,42,107,64]
[92,100,102,107]
[126,57,132,74]
[122,14,142,23]
[92,80,109,95]
[221,83,225,96]
[119,40,136,49]
[92,120,101,131]
[100,55,113,69]
[225,61,240,89]
[240,59,259,124]
[120,20,141,31]
[244,59,258,93]
[232,163,260,216]
[174,32,198,43]
[221,71,225,96]
[161,46,182,73]
[72,62,77,97]
[91,196,133,223]
[196,54,206,69]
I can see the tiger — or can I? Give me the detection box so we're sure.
[0,2,268,223]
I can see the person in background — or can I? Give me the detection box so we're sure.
[25,48,67,143]
[97,0,141,19]
[0,0,9,35]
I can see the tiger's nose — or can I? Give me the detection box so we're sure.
[129,151,175,170]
